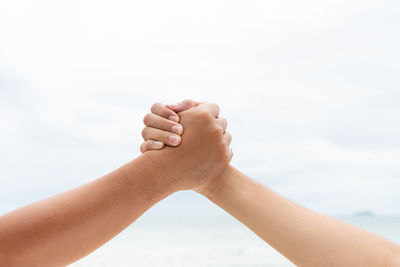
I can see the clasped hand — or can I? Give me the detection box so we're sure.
[140,100,232,193]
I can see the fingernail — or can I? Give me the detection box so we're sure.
[168,115,179,122]
[171,125,182,134]
[154,141,164,148]
[168,135,180,145]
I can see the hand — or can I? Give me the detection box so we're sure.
[141,100,232,192]
[140,100,201,152]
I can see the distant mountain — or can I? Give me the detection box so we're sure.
[354,210,375,217]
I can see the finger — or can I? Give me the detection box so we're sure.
[142,127,182,146]
[151,102,180,122]
[140,140,165,153]
[166,99,202,113]
[143,113,183,135]
[197,102,220,118]
[223,131,232,146]
[216,117,228,132]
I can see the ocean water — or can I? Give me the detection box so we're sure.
[71,215,400,267]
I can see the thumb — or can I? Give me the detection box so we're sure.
[166,99,202,112]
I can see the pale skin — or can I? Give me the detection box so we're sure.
[142,100,400,267]
[0,102,232,266]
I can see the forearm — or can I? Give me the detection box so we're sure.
[201,166,400,266]
[0,153,175,267]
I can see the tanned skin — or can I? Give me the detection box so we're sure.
[142,99,400,267]
[0,102,232,267]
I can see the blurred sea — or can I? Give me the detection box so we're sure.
[71,215,400,267]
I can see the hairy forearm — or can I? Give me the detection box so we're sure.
[0,153,175,267]
[201,166,400,267]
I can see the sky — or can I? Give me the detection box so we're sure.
[0,0,400,216]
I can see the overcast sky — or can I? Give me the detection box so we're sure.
[1,0,399,216]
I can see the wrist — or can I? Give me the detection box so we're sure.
[195,165,234,199]
[137,151,181,196]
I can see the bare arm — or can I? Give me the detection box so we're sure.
[141,100,400,267]
[142,100,400,267]
[0,154,172,266]
[0,102,231,267]
[199,166,400,267]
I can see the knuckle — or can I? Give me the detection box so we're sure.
[205,102,219,115]
[164,119,174,129]
[197,110,212,121]
[150,102,162,113]
[221,118,227,128]
[141,128,148,139]
[162,133,171,144]
[216,127,224,136]
[181,99,194,105]
[183,99,198,105]
[215,103,220,113]
[210,126,223,137]
[143,113,153,125]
